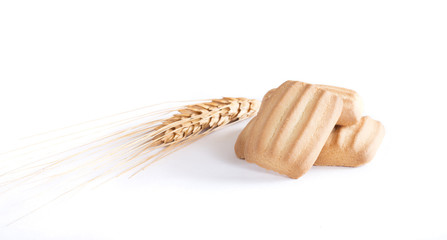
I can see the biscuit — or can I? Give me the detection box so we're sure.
[314,116,385,167]
[237,80,343,179]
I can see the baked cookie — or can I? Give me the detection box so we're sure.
[236,81,343,179]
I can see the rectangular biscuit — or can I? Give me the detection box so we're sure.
[240,81,343,179]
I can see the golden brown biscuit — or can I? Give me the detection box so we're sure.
[314,116,385,167]
[237,80,343,179]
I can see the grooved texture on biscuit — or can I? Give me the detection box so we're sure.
[314,116,385,167]
[238,81,343,179]
[269,82,363,126]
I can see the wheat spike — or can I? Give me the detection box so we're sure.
[0,97,260,224]
[0,97,260,193]
[153,97,260,145]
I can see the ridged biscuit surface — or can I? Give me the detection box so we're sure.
[314,116,385,167]
[237,80,343,179]
[267,83,363,126]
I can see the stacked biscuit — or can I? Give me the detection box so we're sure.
[234,80,385,179]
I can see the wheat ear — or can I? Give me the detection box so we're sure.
[0,97,260,224]
[0,97,260,190]
[153,97,260,145]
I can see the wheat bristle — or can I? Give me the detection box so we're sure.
[0,98,260,213]
[0,97,260,223]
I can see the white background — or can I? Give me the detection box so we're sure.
[1,0,446,239]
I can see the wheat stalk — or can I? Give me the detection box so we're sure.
[0,97,260,192]
[0,97,260,224]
